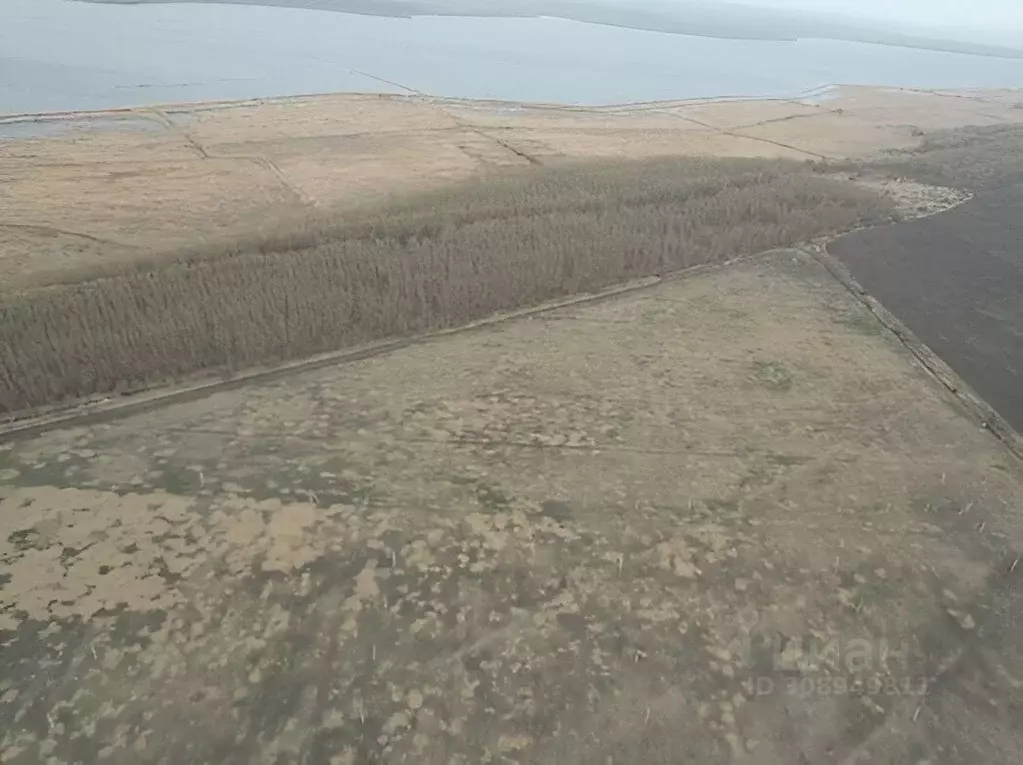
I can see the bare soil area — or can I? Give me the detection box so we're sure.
[830,182,1023,433]
[2,250,1023,764]
[3,85,1022,289]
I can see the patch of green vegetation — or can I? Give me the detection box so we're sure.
[345,485,376,505]
[540,500,572,522]
[155,465,200,495]
[186,466,379,508]
[6,460,74,490]
[703,498,741,515]
[6,529,39,552]
[835,311,884,337]
[772,455,805,468]
[739,463,778,491]
[60,546,85,563]
[751,360,794,392]
[446,474,512,511]
[837,566,902,623]
[105,607,168,649]
[474,482,512,511]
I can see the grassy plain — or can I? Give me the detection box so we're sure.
[2,85,1022,414]
[4,250,1023,763]
[4,85,1023,289]
[4,84,1023,765]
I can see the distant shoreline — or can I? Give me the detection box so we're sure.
[0,85,843,124]
[75,0,1023,60]
[8,1,1023,117]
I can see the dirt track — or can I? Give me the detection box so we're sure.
[3,249,1023,764]
[830,182,1023,433]
[3,85,1023,289]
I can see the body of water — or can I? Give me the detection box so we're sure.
[4,0,1023,115]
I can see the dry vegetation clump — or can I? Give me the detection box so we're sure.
[863,124,1023,190]
[0,156,895,414]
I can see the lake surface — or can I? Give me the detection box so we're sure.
[5,0,1023,116]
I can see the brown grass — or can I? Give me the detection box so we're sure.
[0,156,895,415]
[861,124,1023,190]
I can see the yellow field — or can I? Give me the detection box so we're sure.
[3,85,1022,289]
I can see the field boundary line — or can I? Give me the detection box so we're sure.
[0,88,840,125]
[0,254,763,441]
[806,243,1023,461]
[8,83,999,126]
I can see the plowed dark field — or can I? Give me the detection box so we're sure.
[830,184,1023,432]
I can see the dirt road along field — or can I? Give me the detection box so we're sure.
[3,85,1023,289]
[2,250,1023,764]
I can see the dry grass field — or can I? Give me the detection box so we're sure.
[0,157,896,415]
[5,85,1023,415]
[866,123,1023,189]
[3,250,1023,764]
[2,84,1023,414]
[4,82,1023,764]
[4,85,1023,290]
